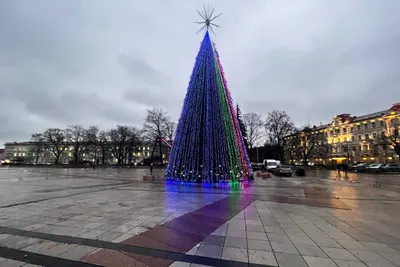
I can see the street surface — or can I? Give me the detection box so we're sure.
[0,167,399,267]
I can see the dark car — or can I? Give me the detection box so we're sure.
[274,165,293,176]
[380,163,400,173]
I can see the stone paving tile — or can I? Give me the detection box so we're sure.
[82,248,149,267]
[221,247,248,262]
[334,259,368,267]
[270,241,299,254]
[336,239,369,250]
[246,231,268,240]
[225,228,246,238]
[23,241,71,257]
[0,258,26,267]
[202,235,225,246]
[127,226,149,235]
[247,239,272,251]
[267,233,291,242]
[58,245,97,260]
[361,242,399,254]
[248,250,277,266]
[275,252,308,267]
[294,243,328,257]
[111,233,135,243]
[246,224,264,232]
[224,236,247,249]
[321,247,359,261]
[169,261,191,267]
[78,229,106,239]
[288,234,316,245]
[264,226,286,234]
[96,231,123,242]
[349,249,396,266]
[142,225,203,251]
[311,236,342,248]
[303,256,338,267]
[196,244,222,258]
[379,252,400,266]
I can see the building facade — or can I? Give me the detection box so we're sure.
[284,103,400,165]
[3,141,170,165]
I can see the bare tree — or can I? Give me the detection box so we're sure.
[106,125,140,165]
[265,110,296,161]
[143,108,170,159]
[165,121,176,142]
[30,133,45,164]
[43,128,65,164]
[85,126,99,164]
[291,126,330,166]
[65,125,86,164]
[370,127,400,159]
[98,131,109,164]
[243,112,263,158]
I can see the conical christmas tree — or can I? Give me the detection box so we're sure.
[166,31,252,182]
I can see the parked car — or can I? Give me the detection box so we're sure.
[263,159,281,173]
[365,164,383,173]
[274,165,293,176]
[380,163,400,173]
[352,163,368,172]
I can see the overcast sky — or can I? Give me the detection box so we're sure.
[1,0,400,146]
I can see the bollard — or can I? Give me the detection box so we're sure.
[45,168,49,180]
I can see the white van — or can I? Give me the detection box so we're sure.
[263,159,281,172]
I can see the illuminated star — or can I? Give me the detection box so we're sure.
[194,5,222,35]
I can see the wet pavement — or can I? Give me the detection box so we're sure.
[0,167,399,266]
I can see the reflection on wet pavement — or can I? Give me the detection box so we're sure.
[0,167,399,266]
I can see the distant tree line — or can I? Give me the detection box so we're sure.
[28,108,176,165]
[238,109,331,165]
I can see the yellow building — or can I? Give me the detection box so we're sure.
[285,103,400,165]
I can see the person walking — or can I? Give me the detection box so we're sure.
[150,164,153,175]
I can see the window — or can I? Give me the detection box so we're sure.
[350,127,354,132]
[330,131,333,136]
[363,145,369,151]
[364,124,368,129]
[142,147,146,151]
[380,121,384,127]
[372,122,376,128]
[343,128,347,133]
[373,133,377,138]
[365,134,369,140]
[351,136,355,142]
[357,125,361,131]
[358,135,362,141]
[335,129,340,134]
[381,131,385,137]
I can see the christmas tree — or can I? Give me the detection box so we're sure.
[166,24,252,182]
[236,104,250,156]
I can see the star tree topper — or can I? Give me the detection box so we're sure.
[194,5,222,35]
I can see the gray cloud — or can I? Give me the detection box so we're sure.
[1,0,400,145]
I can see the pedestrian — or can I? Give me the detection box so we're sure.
[343,163,348,178]
[337,164,341,177]
[150,164,153,175]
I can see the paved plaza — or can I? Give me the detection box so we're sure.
[0,167,399,266]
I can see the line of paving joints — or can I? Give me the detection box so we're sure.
[0,226,273,267]
[0,246,101,267]
[0,183,132,209]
